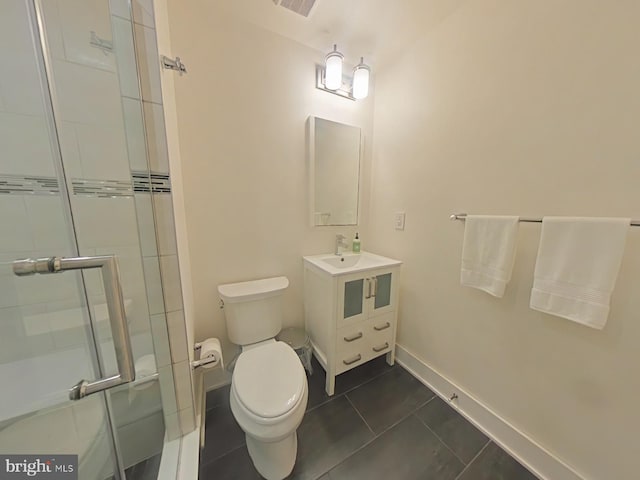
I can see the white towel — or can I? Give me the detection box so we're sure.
[530,217,630,329]
[461,215,520,297]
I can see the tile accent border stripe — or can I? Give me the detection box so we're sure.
[72,178,133,198]
[132,171,171,193]
[0,172,171,197]
[395,344,584,480]
[0,174,59,195]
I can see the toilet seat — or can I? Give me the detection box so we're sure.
[232,341,305,420]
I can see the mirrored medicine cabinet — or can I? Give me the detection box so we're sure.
[307,116,362,226]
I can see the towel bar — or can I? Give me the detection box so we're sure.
[450,213,640,227]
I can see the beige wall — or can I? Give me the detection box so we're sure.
[369,1,640,479]
[165,0,374,359]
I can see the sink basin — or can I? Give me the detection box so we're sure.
[303,251,402,276]
[320,254,364,269]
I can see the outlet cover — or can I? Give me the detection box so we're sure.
[394,212,406,230]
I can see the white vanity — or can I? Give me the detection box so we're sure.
[303,251,402,395]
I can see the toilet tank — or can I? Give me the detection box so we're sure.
[218,276,289,346]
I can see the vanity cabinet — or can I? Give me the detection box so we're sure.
[303,254,401,395]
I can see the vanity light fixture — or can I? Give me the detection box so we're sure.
[352,57,370,99]
[324,44,344,90]
[316,46,371,101]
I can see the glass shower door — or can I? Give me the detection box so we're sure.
[36,0,168,473]
[0,1,123,478]
[0,0,170,478]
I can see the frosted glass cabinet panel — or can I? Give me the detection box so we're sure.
[373,273,393,312]
[343,278,364,319]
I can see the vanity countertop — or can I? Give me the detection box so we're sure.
[303,251,402,276]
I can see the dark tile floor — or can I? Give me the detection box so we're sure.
[199,356,539,480]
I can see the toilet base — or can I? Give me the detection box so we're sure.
[246,431,297,480]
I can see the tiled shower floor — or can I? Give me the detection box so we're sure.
[199,356,539,480]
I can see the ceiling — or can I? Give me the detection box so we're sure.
[218,0,467,69]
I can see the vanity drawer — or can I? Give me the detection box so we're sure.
[336,321,368,354]
[336,348,370,374]
[368,313,394,356]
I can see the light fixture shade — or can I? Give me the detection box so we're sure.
[352,57,370,99]
[324,45,344,90]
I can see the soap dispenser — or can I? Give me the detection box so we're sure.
[352,233,361,253]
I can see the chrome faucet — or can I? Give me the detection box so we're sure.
[335,234,349,256]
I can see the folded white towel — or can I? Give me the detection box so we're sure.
[530,217,630,329]
[461,215,520,297]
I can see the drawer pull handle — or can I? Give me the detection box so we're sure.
[344,332,363,342]
[374,322,391,331]
[343,354,362,365]
[372,342,389,352]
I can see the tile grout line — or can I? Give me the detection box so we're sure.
[319,392,439,478]
[200,393,249,469]
[345,394,375,436]
[302,366,408,478]
[305,360,434,416]
[353,387,437,441]
[199,442,248,471]
[453,439,492,480]
[420,393,438,409]
[305,392,344,414]
[338,363,397,396]
[309,394,383,479]
[345,380,437,443]
[412,411,471,468]
[200,444,246,468]
[305,364,396,414]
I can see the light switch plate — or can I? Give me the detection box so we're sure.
[394,212,406,230]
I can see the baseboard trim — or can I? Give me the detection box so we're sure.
[395,344,584,480]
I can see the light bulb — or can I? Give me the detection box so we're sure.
[324,45,343,90]
[352,57,370,99]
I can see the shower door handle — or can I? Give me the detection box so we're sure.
[13,255,135,400]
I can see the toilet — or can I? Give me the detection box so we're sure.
[218,276,308,480]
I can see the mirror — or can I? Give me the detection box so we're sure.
[308,116,362,226]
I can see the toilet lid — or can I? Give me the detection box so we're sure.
[233,342,304,418]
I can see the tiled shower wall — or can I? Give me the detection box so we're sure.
[122,0,196,438]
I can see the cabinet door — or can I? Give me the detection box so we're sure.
[369,268,398,317]
[337,273,368,326]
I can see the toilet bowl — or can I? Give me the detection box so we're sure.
[218,277,308,479]
[230,340,308,479]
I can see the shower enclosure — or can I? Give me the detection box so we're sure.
[0,0,189,478]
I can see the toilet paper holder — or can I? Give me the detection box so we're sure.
[191,355,218,369]
[191,341,222,370]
